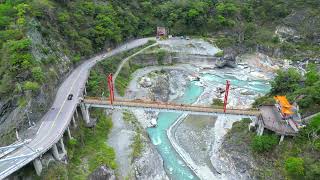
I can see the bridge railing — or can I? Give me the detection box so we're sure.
[83,96,260,115]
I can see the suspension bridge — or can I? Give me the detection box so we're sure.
[82,97,260,116]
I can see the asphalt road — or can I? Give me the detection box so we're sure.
[0,38,154,179]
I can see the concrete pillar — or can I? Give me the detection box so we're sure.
[279,135,285,144]
[84,87,87,95]
[15,129,21,141]
[33,158,42,176]
[67,126,72,139]
[51,144,60,160]
[60,138,66,154]
[72,115,77,128]
[80,103,90,124]
[75,107,79,118]
[257,122,264,136]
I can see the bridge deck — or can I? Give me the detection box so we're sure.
[83,97,260,116]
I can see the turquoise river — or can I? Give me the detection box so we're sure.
[147,73,271,179]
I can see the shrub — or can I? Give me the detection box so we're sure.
[215,50,224,57]
[211,98,224,107]
[23,81,40,91]
[272,36,280,44]
[131,131,143,159]
[252,95,275,107]
[157,49,167,65]
[314,139,320,151]
[251,134,278,153]
[31,67,45,83]
[285,157,304,176]
[68,138,77,146]
[309,115,320,133]
[215,36,236,48]
[41,162,67,180]
[147,39,156,44]
[298,115,320,140]
[72,54,81,63]
[271,68,302,94]
[305,162,320,180]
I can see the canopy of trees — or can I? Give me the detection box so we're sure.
[0,0,319,100]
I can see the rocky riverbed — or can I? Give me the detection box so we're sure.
[111,38,280,179]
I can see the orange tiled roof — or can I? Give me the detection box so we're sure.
[274,96,294,115]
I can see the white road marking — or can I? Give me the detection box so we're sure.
[36,122,44,135]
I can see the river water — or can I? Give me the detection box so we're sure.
[146,70,271,179]
[147,81,203,179]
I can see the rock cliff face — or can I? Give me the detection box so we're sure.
[0,21,74,146]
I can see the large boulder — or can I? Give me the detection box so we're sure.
[88,166,116,180]
[139,77,153,88]
[215,53,237,68]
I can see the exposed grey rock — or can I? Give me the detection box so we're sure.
[174,115,217,174]
[88,166,116,180]
[215,53,237,68]
[150,73,170,102]
[139,77,153,88]
[133,135,168,180]
[275,25,301,43]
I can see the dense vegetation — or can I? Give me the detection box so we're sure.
[1,0,319,98]
[254,63,320,115]
[1,1,319,143]
[64,110,116,179]
[1,0,319,178]
[87,40,155,97]
[225,116,320,179]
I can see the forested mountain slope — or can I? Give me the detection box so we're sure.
[0,0,319,144]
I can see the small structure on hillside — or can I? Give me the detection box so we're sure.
[256,96,303,144]
[156,26,167,38]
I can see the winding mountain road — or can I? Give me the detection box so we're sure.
[0,38,154,179]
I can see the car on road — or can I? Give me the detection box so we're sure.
[67,94,73,100]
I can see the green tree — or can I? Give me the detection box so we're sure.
[271,68,302,94]
[94,14,122,46]
[14,3,30,27]
[305,63,319,86]
[216,2,239,17]
[251,134,278,153]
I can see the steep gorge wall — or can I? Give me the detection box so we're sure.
[129,51,217,67]
[0,0,147,145]
[0,20,75,145]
